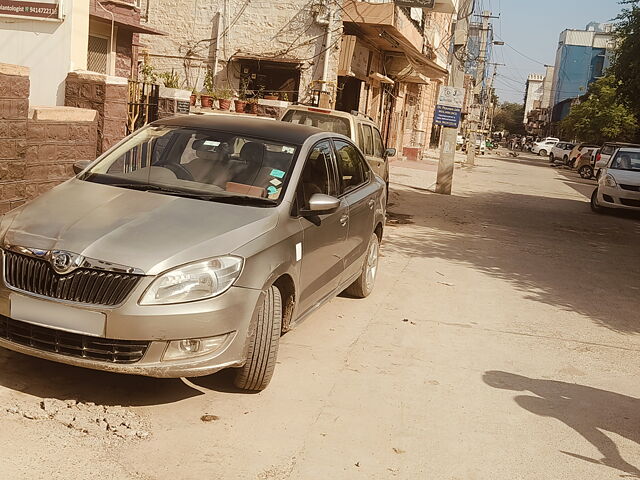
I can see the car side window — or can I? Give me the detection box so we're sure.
[298,141,334,208]
[334,139,368,194]
[361,124,374,156]
[372,127,384,158]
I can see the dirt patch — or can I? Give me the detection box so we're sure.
[386,211,414,226]
[4,398,150,440]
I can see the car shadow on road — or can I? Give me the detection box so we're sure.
[385,185,640,333]
[483,370,640,477]
[0,348,209,406]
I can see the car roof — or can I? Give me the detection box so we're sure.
[602,142,640,147]
[153,115,324,145]
[616,147,640,153]
[284,105,378,125]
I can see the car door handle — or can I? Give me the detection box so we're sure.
[367,199,375,209]
[339,214,349,226]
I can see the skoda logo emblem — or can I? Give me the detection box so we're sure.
[51,251,75,274]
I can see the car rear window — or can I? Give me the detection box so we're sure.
[601,145,615,155]
[281,110,351,137]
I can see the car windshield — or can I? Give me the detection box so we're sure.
[282,110,351,137]
[79,125,298,205]
[610,151,640,172]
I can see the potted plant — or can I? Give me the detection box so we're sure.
[234,78,249,113]
[264,91,279,101]
[190,88,197,106]
[201,68,215,108]
[216,85,234,110]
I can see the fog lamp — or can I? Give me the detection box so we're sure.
[162,334,230,361]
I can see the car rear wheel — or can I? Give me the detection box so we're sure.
[539,149,547,156]
[579,165,593,179]
[234,285,282,391]
[345,233,380,298]
[549,153,555,163]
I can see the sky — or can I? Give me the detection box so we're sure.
[482,0,623,104]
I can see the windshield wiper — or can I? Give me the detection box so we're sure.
[110,183,276,206]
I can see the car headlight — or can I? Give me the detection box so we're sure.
[604,174,617,188]
[140,256,243,305]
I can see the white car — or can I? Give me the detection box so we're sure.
[531,139,559,156]
[591,147,640,213]
[548,141,575,163]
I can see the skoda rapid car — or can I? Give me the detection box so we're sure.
[0,116,386,391]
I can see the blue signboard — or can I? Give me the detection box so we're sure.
[433,104,462,128]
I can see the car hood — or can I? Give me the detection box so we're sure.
[1,179,279,275]
[608,169,640,185]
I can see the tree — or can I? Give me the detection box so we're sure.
[612,0,640,119]
[560,76,638,143]
[492,102,526,135]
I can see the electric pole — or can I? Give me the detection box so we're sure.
[467,11,493,166]
[483,62,504,135]
[435,0,472,195]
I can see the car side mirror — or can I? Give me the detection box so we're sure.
[301,194,340,216]
[384,148,396,158]
[73,160,91,174]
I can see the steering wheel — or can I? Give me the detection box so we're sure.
[161,163,194,181]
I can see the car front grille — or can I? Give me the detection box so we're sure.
[620,198,640,207]
[0,315,149,363]
[3,250,141,306]
[620,184,640,192]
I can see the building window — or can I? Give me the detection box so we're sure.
[236,59,301,102]
[88,35,109,74]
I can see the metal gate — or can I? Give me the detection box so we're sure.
[127,81,159,134]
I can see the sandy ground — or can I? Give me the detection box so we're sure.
[0,149,638,479]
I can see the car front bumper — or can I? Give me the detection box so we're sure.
[0,278,263,378]
[598,185,640,210]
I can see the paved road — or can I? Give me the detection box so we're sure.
[0,150,638,479]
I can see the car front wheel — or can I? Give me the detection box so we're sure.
[590,188,606,214]
[345,233,380,298]
[234,285,282,391]
[539,149,547,156]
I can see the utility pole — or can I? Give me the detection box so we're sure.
[435,0,472,195]
[483,62,504,135]
[466,11,493,166]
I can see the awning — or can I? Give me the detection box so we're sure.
[369,72,394,84]
[89,14,166,35]
[232,55,302,66]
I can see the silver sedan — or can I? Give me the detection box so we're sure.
[0,116,386,391]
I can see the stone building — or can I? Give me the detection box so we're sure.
[139,0,458,159]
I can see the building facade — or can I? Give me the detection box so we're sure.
[139,0,458,159]
[523,73,544,124]
[550,22,614,122]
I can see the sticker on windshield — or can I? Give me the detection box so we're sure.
[270,169,285,179]
[282,146,295,154]
[267,185,278,195]
[269,178,282,186]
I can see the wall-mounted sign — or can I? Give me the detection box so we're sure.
[0,0,61,20]
[395,0,435,8]
[437,85,466,109]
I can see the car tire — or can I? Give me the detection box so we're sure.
[579,165,593,179]
[590,188,606,214]
[549,153,555,163]
[563,155,569,165]
[539,149,547,156]
[234,285,282,391]
[345,233,380,298]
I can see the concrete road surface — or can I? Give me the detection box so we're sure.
[0,150,638,479]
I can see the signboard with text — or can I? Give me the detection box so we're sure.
[434,104,462,128]
[0,0,61,20]
[437,86,465,109]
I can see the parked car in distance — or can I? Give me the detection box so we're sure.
[569,142,599,165]
[280,106,395,193]
[592,147,640,213]
[549,142,575,163]
[0,116,387,391]
[574,146,600,178]
[532,138,559,156]
[593,142,640,179]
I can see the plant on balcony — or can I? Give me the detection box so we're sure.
[158,70,180,89]
[264,91,279,100]
[201,68,215,108]
[247,86,264,114]
[215,85,234,110]
[234,78,249,113]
